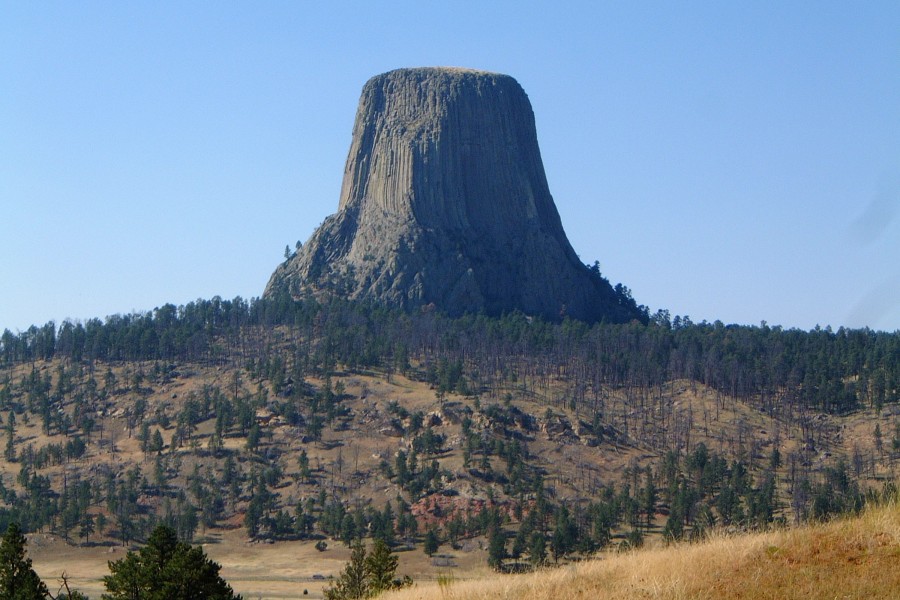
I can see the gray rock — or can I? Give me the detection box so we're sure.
[266,67,639,323]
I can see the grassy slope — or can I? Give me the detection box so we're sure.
[382,502,900,600]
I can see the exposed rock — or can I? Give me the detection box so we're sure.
[437,401,471,425]
[379,425,403,438]
[266,67,641,323]
[541,414,579,443]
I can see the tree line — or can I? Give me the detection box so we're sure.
[2,295,896,417]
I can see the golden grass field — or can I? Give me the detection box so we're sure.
[382,502,900,600]
[29,524,492,600]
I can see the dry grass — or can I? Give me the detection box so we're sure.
[30,524,489,600]
[382,502,900,600]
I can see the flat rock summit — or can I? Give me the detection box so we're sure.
[266,67,640,323]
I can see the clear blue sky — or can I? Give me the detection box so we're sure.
[2,2,899,332]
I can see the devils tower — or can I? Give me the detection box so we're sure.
[265,67,641,323]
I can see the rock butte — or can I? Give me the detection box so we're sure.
[265,67,640,323]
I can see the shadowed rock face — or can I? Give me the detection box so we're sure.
[265,67,638,323]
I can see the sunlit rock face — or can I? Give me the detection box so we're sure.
[266,67,636,323]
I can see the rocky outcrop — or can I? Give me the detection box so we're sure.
[265,67,640,323]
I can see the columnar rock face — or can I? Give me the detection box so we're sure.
[265,67,639,323]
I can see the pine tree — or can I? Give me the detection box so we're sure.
[150,429,164,454]
[79,513,96,545]
[0,522,50,600]
[365,538,399,594]
[487,524,506,570]
[528,531,547,567]
[510,527,527,560]
[423,527,440,557]
[298,449,312,482]
[324,539,407,600]
[324,539,368,600]
[103,524,241,600]
[4,423,15,462]
[641,467,657,530]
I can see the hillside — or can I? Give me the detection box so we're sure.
[1,297,898,597]
[381,501,900,600]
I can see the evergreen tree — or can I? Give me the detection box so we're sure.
[324,539,368,600]
[102,524,241,600]
[4,421,15,463]
[0,523,50,600]
[150,429,164,454]
[365,538,399,595]
[79,513,96,545]
[423,526,440,557]
[550,506,578,561]
[640,467,657,530]
[486,524,506,570]
[324,539,407,600]
[298,449,312,482]
[510,527,527,560]
[528,531,547,567]
[663,510,684,541]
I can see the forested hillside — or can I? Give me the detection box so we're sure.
[4,295,896,414]
[0,295,898,574]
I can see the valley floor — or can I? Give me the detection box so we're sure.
[32,503,899,599]
[30,525,492,600]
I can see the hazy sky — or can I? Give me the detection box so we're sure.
[2,2,899,333]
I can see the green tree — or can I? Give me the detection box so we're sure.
[324,539,406,600]
[138,422,151,454]
[0,522,50,600]
[4,420,15,463]
[102,525,241,600]
[245,423,261,453]
[79,513,96,545]
[551,506,577,562]
[340,514,357,547]
[298,449,312,483]
[423,527,439,557]
[510,527,527,560]
[663,510,684,541]
[102,552,142,600]
[528,531,547,567]
[324,539,368,600]
[486,525,506,570]
[365,538,399,595]
[149,429,164,455]
[640,467,657,529]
